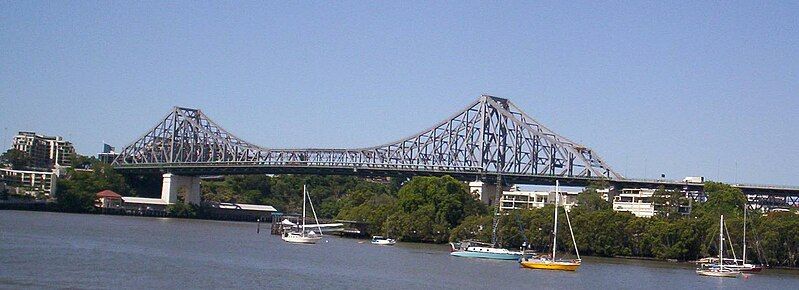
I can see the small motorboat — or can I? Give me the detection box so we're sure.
[371,236,396,245]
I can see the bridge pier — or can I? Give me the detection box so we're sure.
[468,181,510,206]
[161,173,201,205]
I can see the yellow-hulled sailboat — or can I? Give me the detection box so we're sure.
[520,180,581,271]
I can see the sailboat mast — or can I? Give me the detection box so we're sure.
[564,196,580,260]
[719,215,724,269]
[743,205,747,264]
[307,187,323,236]
[302,184,307,234]
[552,180,559,260]
[491,175,502,247]
[724,220,737,262]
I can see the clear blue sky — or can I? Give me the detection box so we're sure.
[1,2,797,185]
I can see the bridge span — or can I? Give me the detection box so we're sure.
[111,95,799,207]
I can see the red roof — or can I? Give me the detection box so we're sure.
[96,190,122,199]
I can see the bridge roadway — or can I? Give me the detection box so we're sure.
[114,162,799,198]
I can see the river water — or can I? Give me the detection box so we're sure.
[1,210,798,289]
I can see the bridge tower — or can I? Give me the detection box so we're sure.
[161,173,201,205]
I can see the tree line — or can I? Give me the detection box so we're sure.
[48,159,799,267]
[450,182,799,268]
[201,173,799,267]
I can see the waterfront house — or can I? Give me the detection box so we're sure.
[95,190,123,208]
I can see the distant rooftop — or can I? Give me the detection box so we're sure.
[96,190,122,199]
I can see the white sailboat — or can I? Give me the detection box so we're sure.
[696,215,740,278]
[724,206,763,273]
[282,185,323,244]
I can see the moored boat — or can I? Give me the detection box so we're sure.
[696,215,740,278]
[520,258,581,271]
[729,263,763,273]
[696,257,763,273]
[450,240,523,260]
[737,205,764,273]
[696,267,740,278]
[282,185,324,245]
[451,175,524,261]
[282,230,322,244]
[696,206,764,274]
[520,180,581,271]
[371,236,397,246]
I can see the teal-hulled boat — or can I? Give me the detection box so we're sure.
[450,240,524,260]
[450,176,529,261]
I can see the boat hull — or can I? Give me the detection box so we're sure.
[371,240,396,246]
[450,251,521,260]
[282,235,321,244]
[696,269,740,278]
[739,266,763,273]
[520,260,581,271]
[727,265,763,273]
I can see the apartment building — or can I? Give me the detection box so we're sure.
[11,131,75,169]
[0,168,57,198]
[611,188,657,218]
[499,185,579,211]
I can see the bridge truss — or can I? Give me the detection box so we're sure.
[113,95,622,184]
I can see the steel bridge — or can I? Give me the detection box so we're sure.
[112,95,799,208]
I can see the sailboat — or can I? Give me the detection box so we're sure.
[450,176,523,260]
[696,215,740,278]
[724,206,763,273]
[520,180,581,271]
[282,185,323,244]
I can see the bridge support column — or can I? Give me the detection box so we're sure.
[161,173,201,205]
[468,181,509,206]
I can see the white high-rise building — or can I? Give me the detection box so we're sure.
[611,188,657,218]
[0,168,57,198]
[10,131,75,169]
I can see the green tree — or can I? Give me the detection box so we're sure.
[574,187,611,213]
[336,190,398,236]
[759,212,799,267]
[573,210,633,256]
[653,187,689,219]
[56,162,129,212]
[1,149,31,170]
[450,215,492,242]
[384,176,486,243]
[694,182,747,219]
[54,180,96,212]
[624,217,655,257]
[70,155,99,169]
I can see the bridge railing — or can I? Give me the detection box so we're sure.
[729,183,799,190]
[619,178,799,191]
[115,161,487,172]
